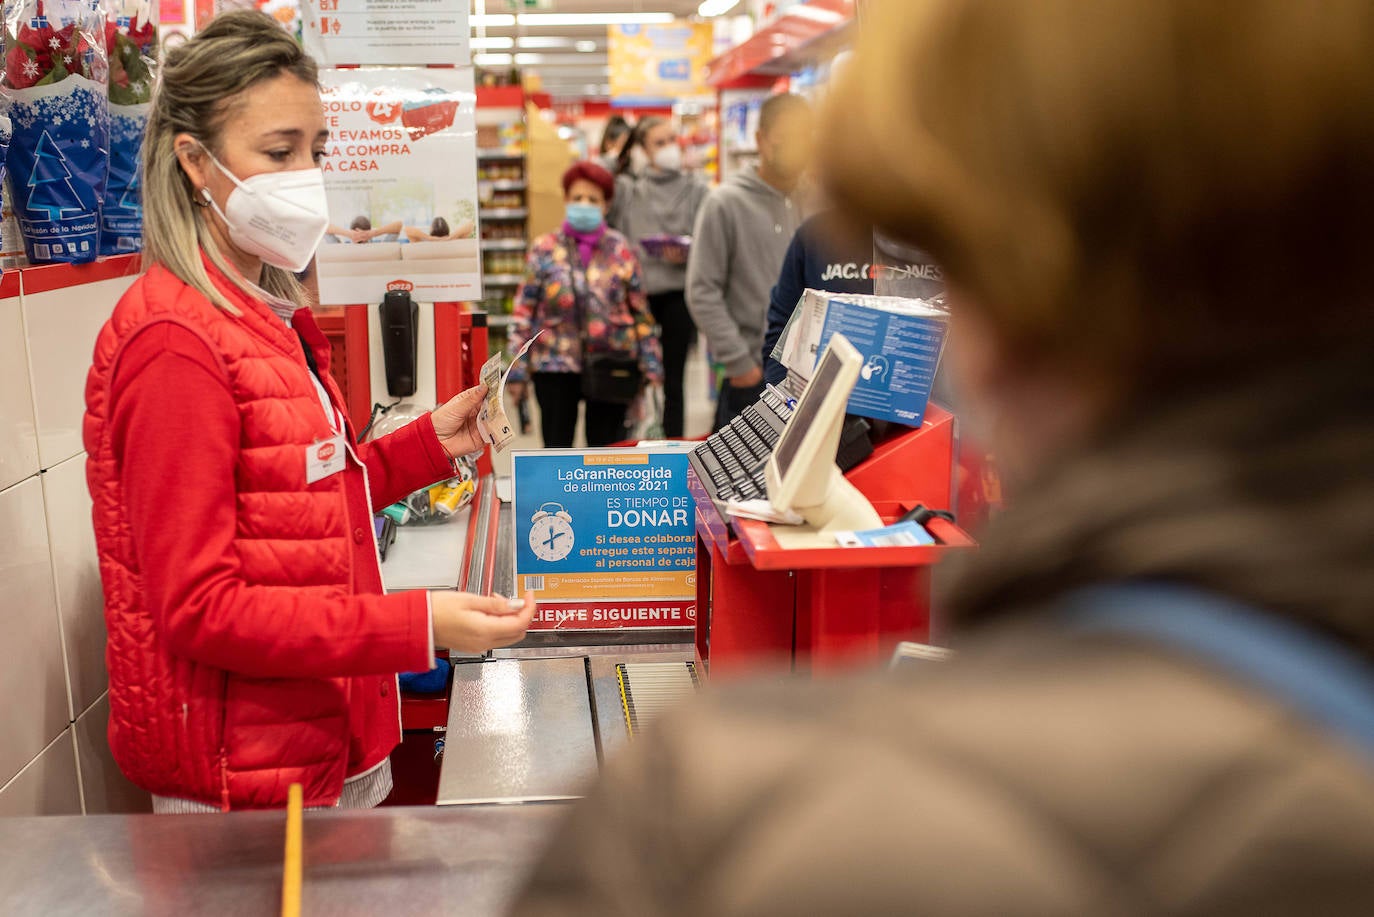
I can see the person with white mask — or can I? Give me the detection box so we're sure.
[609,117,709,438]
[82,11,534,814]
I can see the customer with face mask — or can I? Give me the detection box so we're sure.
[82,12,535,813]
[687,93,813,430]
[608,117,709,438]
[505,161,664,448]
[597,115,631,173]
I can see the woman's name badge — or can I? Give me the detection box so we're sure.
[306,435,347,484]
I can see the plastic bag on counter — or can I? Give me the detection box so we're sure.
[380,462,478,527]
[1,0,110,264]
[101,0,156,256]
[369,403,479,526]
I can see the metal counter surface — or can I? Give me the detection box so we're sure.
[439,657,599,805]
[0,804,567,916]
[438,645,694,806]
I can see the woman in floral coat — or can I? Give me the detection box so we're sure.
[506,161,664,447]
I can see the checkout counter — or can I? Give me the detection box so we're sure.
[0,470,697,915]
[0,309,975,912]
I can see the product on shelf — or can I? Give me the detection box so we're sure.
[102,0,158,256]
[2,0,111,264]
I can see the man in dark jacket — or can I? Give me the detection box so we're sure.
[761,215,946,386]
[512,1,1374,914]
[760,213,874,386]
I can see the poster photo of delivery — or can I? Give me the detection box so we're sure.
[314,67,481,305]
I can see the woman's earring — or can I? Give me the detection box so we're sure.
[194,188,211,208]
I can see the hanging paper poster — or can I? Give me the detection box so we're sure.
[512,448,697,632]
[608,20,713,105]
[158,0,185,25]
[315,67,481,306]
[300,0,468,66]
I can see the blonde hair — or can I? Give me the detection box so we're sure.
[142,10,319,314]
[823,0,1374,401]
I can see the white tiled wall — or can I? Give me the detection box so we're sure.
[0,477,69,787]
[23,277,134,469]
[0,270,149,816]
[0,731,82,818]
[0,296,39,490]
[43,455,107,719]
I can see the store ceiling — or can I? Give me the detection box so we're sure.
[471,0,711,98]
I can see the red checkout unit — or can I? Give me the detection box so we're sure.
[692,402,976,677]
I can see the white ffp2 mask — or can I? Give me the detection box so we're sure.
[652,144,682,173]
[200,148,329,273]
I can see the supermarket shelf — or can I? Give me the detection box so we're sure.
[479,180,527,191]
[481,240,528,251]
[480,208,529,220]
[484,274,525,286]
[707,0,856,87]
[478,151,526,162]
[487,314,517,328]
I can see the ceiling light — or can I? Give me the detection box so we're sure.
[470,13,516,27]
[513,54,609,67]
[471,36,515,49]
[516,37,574,49]
[515,13,676,27]
[473,53,513,66]
[697,0,741,16]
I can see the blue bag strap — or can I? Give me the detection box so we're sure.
[1067,583,1374,762]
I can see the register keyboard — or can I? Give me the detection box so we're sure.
[688,387,793,508]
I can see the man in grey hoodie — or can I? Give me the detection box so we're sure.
[687,93,814,430]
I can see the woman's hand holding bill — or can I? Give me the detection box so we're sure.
[430,591,536,654]
[431,385,488,458]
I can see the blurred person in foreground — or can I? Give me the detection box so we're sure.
[688,93,812,430]
[512,0,1374,912]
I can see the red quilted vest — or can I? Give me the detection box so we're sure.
[84,259,432,809]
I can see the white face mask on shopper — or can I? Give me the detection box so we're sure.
[652,144,682,173]
[199,146,329,273]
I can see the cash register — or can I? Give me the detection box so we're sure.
[688,334,884,540]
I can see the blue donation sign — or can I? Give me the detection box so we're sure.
[817,297,948,427]
[512,448,697,631]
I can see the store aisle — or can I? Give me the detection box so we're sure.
[490,343,715,476]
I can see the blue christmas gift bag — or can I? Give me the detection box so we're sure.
[101,0,156,255]
[3,0,110,264]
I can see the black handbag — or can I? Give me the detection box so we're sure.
[581,351,643,404]
[569,240,643,405]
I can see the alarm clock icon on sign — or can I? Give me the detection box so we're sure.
[529,502,575,562]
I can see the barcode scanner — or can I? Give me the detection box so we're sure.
[380,289,418,398]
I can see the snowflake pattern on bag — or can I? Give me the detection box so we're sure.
[3,0,111,264]
[6,79,110,263]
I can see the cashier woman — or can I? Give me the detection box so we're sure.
[82,11,534,812]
